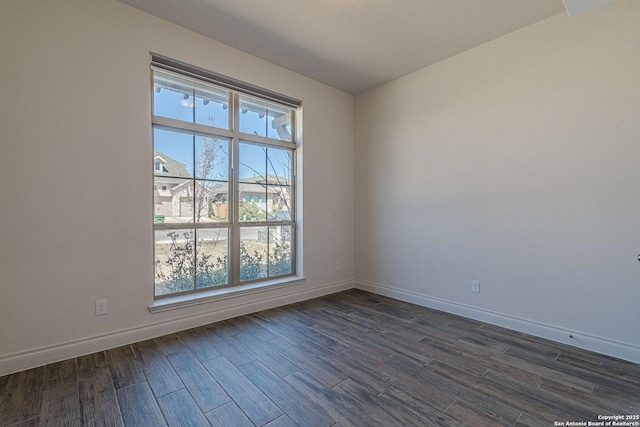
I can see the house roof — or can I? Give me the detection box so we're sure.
[240,175,291,186]
[154,151,190,178]
[154,151,290,194]
[209,180,289,196]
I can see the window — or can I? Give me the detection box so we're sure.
[151,54,300,299]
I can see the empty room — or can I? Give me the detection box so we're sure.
[1,0,639,425]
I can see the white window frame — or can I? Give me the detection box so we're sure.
[149,54,302,309]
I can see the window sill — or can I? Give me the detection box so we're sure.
[148,276,306,313]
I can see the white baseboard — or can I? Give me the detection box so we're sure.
[5,277,638,376]
[356,279,640,364]
[0,280,354,376]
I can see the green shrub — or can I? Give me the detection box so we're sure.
[155,231,228,293]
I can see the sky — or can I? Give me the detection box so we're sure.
[153,72,293,183]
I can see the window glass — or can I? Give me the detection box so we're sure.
[154,70,230,130]
[239,96,293,142]
[269,225,292,277]
[267,147,292,184]
[152,60,297,299]
[194,136,229,181]
[154,78,193,123]
[195,180,229,223]
[238,225,292,282]
[154,129,193,178]
[153,178,192,223]
[239,97,267,137]
[267,104,293,141]
[154,229,196,295]
[240,227,268,281]
[195,87,229,129]
[195,228,229,288]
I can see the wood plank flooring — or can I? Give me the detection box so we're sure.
[1,289,638,426]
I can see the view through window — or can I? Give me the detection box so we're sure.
[151,59,299,298]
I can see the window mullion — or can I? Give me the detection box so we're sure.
[231,93,241,285]
[265,147,270,277]
[152,117,236,140]
[191,129,197,291]
[152,61,297,299]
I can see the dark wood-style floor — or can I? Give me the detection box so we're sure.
[1,290,639,426]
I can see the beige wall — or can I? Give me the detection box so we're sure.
[355,0,640,362]
[3,0,640,372]
[0,0,354,374]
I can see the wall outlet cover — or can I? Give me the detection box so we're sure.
[471,280,480,293]
[95,300,108,316]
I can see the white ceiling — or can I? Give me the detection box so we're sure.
[119,0,566,95]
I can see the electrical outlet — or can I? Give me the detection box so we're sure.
[95,300,108,316]
[471,280,480,293]
[336,261,342,271]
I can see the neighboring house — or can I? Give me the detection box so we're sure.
[154,151,217,222]
[210,174,292,221]
[154,152,290,222]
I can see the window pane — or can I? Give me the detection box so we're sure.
[207,181,230,222]
[154,178,194,223]
[266,147,292,184]
[195,87,230,129]
[267,105,293,142]
[195,136,229,181]
[239,142,266,181]
[239,142,267,222]
[239,95,294,141]
[154,229,196,295]
[269,226,292,277]
[154,70,230,130]
[240,227,268,281]
[239,196,267,222]
[239,97,267,137]
[153,73,193,123]
[152,59,297,298]
[154,128,193,178]
[195,180,230,222]
[195,228,229,288]
[267,185,292,221]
